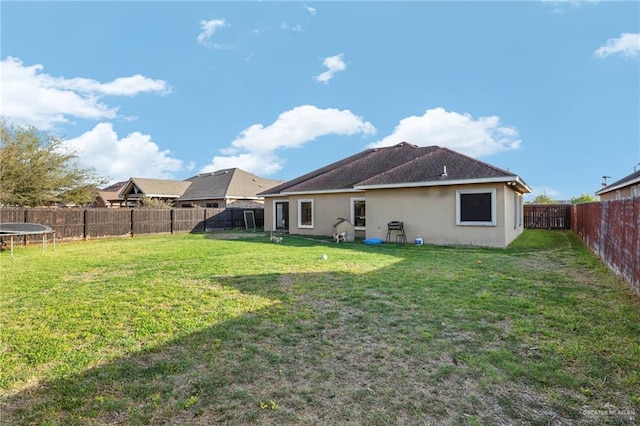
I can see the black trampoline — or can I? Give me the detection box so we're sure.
[0,223,56,257]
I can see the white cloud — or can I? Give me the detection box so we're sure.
[0,56,170,130]
[369,107,521,157]
[543,0,600,5]
[202,105,376,175]
[594,33,640,59]
[202,152,283,176]
[304,4,317,16]
[542,0,600,12]
[280,21,302,32]
[64,122,188,183]
[314,54,346,84]
[51,74,170,96]
[197,19,228,47]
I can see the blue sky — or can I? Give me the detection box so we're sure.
[2,1,639,201]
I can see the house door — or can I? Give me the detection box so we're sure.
[275,201,289,232]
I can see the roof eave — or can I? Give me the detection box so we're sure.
[128,193,182,198]
[595,176,640,195]
[355,176,532,193]
[262,188,365,197]
[178,195,264,201]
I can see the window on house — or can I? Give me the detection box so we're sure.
[298,199,314,228]
[513,193,523,228]
[456,189,496,226]
[206,202,219,208]
[351,197,366,229]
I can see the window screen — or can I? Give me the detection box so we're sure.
[456,189,496,226]
[299,200,313,227]
[460,192,492,222]
[352,199,366,228]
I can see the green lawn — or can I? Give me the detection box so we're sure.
[1,230,638,425]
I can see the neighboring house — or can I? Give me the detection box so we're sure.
[176,168,282,209]
[118,168,282,208]
[94,181,127,208]
[260,142,531,248]
[119,178,192,206]
[595,170,640,201]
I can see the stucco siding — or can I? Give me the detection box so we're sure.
[366,187,504,247]
[288,193,361,236]
[266,185,525,248]
[599,185,639,201]
[503,188,525,246]
[365,184,521,248]
[265,193,363,235]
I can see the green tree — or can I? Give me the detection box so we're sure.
[0,119,105,207]
[532,194,557,204]
[570,194,598,204]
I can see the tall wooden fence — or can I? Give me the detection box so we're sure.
[0,208,264,241]
[572,199,639,297]
[524,204,571,229]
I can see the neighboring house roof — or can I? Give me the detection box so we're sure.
[102,181,128,192]
[261,142,531,195]
[180,168,282,201]
[97,190,122,203]
[119,177,192,199]
[96,181,127,205]
[595,170,640,196]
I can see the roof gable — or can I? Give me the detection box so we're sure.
[119,178,191,198]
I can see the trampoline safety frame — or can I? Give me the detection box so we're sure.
[0,223,56,258]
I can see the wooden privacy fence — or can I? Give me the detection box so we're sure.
[0,207,264,241]
[524,204,571,229]
[572,199,639,297]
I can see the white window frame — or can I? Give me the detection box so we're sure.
[513,192,523,228]
[298,199,314,229]
[456,188,497,227]
[350,197,366,231]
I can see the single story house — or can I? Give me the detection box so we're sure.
[119,178,192,206]
[595,169,640,201]
[260,142,531,248]
[118,168,282,208]
[176,168,283,209]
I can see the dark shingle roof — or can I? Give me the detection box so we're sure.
[595,169,640,196]
[357,146,515,186]
[261,143,530,195]
[181,168,282,201]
